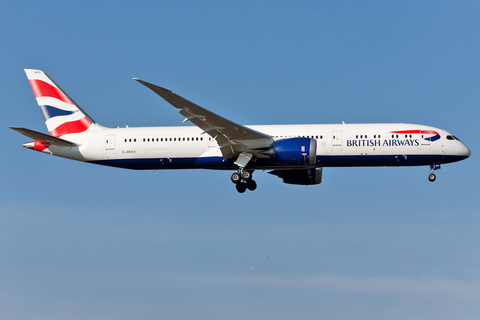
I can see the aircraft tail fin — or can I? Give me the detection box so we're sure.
[24,69,101,138]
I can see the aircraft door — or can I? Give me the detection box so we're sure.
[332,131,342,146]
[421,131,430,145]
[105,134,115,150]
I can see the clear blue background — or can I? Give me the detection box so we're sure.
[1,1,479,319]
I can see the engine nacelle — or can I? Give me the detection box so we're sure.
[273,137,317,166]
[270,168,323,185]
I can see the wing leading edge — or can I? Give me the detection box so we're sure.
[134,79,273,160]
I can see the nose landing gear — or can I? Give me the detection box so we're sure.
[428,163,440,182]
[231,169,257,193]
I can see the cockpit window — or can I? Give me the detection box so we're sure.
[446,135,461,141]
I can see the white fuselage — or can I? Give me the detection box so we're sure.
[43,123,470,171]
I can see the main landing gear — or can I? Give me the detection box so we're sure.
[428,163,440,182]
[231,169,257,193]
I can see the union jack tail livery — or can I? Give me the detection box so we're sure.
[25,69,99,137]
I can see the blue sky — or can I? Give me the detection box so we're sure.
[1,1,479,319]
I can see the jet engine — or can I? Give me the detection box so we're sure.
[262,137,317,166]
[269,167,323,185]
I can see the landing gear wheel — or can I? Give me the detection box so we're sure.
[241,169,252,181]
[428,173,436,182]
[246,180,257,191]
[236,182,247,193]
[231,172,241,184]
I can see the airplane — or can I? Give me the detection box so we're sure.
[11,69,471,193]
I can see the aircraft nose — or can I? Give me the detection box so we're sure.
[460,142,471,159]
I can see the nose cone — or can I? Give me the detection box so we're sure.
[457,142,471,160]
[450,140,472,161]
[442,131,471,162]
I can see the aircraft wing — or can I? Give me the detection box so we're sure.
[10,127,78,146]
[135,79,273,159]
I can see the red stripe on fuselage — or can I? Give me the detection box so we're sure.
[390,130,439,135]
[49,117,92,137]
[29,79,73,104]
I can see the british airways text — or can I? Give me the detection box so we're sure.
[346,139,420,147]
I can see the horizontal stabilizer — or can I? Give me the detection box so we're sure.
[10,127,78,146]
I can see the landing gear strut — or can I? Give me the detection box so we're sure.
[231,169,256,193]
[428,163,440,182]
